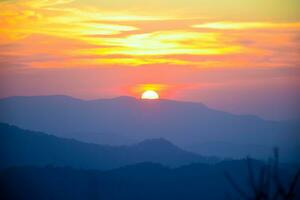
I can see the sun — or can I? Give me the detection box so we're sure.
[141,90,159,100]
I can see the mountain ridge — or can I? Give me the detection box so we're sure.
[0,123,215,170]
[0,95,262,120]
[0,95,299,161]
[1,160,298,200]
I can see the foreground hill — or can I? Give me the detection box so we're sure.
[0,123,214,169]
[1,161,299,200]
[0,95,299,160]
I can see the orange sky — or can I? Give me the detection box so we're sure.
[0,0,300,120]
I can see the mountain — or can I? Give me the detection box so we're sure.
[1,161,299,200]
[0,95,299,160]
[0,123,214,169]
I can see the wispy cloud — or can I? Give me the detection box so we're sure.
[192,22,300,30]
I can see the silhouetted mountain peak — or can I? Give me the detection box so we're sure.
[0,123,213,169]
[134,138,178,149]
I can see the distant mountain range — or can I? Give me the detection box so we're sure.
[0,123,216,169]
[1,161,299,200]
[0,95,299,160]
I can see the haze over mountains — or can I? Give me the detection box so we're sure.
[0,95,299,161]
[0,97,299,200]
[0,123,215,170]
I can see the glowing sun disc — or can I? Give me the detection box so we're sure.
[141,90,159,99]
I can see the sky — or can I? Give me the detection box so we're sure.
[0,0,299,120]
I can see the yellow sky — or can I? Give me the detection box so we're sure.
[1,0,299,68]
[0,0,300,119]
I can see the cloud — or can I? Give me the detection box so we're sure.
[192,22,300,30]
[18,0,74,8]
[1,0,299,70]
